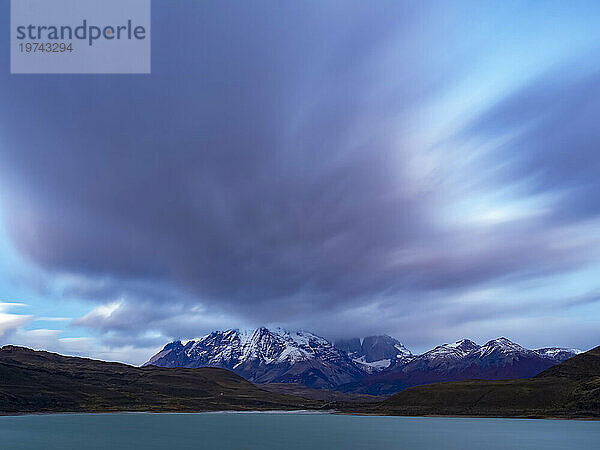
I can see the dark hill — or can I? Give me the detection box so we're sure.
[536,346,600,380]
[362,346,600,418]
[0,346,319,414]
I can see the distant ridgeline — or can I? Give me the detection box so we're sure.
[146,328,581,394]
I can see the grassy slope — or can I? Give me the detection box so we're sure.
[0,346,320,414]
[258,383,384,403]
[363,346,600,418]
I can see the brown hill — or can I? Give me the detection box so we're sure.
[0,345,319,414]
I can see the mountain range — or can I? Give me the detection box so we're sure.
[146,328,581,393]
[339,337,581,395]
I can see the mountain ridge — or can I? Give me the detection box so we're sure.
[338,336,581,395]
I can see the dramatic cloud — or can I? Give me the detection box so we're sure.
[0,302,158,365]
[463,68,600,221]
[0,303,32,339]
[0,1,599,357]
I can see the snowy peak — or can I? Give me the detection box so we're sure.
[335,335,413,373]
[534,347,582,363]
[145,327,364,388]
[451,339,480,353]
[424,339,481,360]
[361,335,412,362]
[179,327,336,366]
[476,337,529,357]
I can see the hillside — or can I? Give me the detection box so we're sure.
[258,383,383,403]
[0,346,319,414]
[364,346,600,418]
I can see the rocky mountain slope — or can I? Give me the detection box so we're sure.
[145,328,364,388]
[337,337,581,395]
[0,345,318,414]
[336,335,413,372]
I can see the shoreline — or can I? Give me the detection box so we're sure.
[1,409,599,421]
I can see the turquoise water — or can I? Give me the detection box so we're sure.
[0,412,598,449]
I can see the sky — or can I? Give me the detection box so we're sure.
[1,1,600,365]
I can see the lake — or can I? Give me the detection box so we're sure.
[0,412,598,449]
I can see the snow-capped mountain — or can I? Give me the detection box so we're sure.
[336,335,413,373]
[147,330,581,394]
[473,337,530,359]
[402,339,481,370]
[338,337,582,395]
[145,327,365,388]
[534,347,583,362]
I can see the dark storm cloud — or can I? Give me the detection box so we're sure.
[1,1,600,345]
[0,1,448,307]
